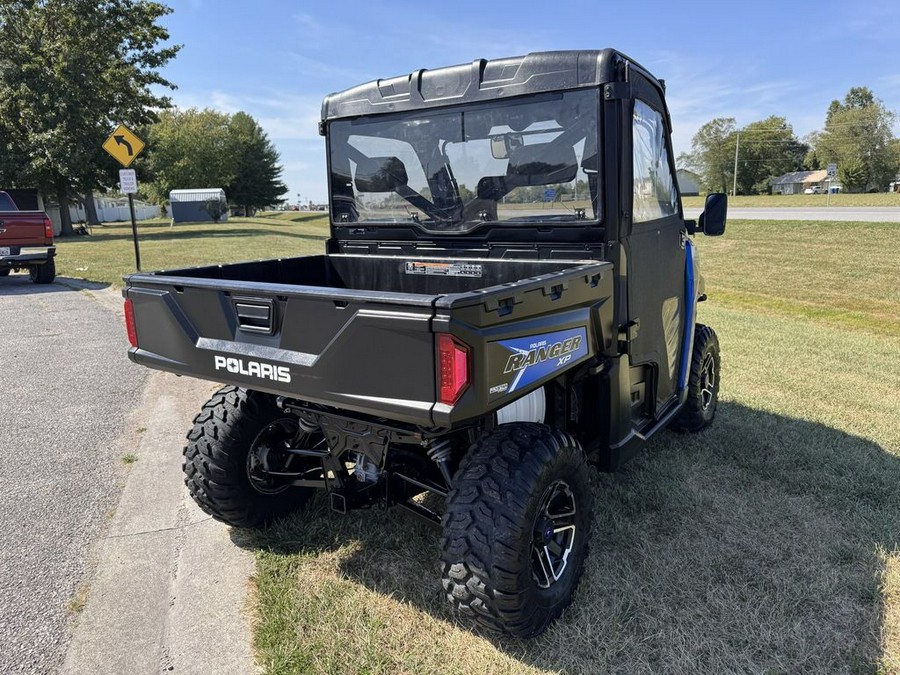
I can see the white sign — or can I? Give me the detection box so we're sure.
[119,169,138,194]
[827,163,837,179]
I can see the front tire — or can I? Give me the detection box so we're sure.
[29,259,55,284]
[671,324,720,432]
[183,386,322,528]
[440,423,593,638]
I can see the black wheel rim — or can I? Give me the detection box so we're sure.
[531,480,577,590]
[246,418,326,495]
[700,352,717,411]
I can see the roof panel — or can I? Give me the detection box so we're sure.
[320,49,660,121]
[169,188,226,202]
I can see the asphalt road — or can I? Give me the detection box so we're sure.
[0,274,146,674]
[683,206,900,222]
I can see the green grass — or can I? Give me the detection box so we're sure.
[51,214,900,671]
[698,219,900,338]
[54,215,330,287]
[247,220,900,674]
[682,192,900,208]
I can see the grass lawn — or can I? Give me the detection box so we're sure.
[53,213,330,288]
[53,216,900,672]
[681,192,900,208]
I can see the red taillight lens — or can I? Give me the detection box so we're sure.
[43,215,53,241]
[124,298,138,348]
[438,334,470,405]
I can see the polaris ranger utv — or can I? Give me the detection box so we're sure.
[123,49,726,638]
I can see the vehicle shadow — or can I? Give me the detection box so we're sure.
[241,402,900,673]
[0,274,110,296]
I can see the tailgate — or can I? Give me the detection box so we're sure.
[0,212,47,247]
[125,277,439,426]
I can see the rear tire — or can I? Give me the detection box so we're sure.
[440,423,593,638]
[183,386,321,528]
[29,259,55,284]
[671,324,720,432]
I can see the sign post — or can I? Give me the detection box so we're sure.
[543,188,556,209]
[102,124,146,270]
[826,163,837,206]
[119,169,141,270]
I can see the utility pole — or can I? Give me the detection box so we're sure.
[732,130,740,197]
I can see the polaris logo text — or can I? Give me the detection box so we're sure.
[503,336,583,373]
[213,355,291,383]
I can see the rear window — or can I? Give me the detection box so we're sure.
[328,89,601,232]
[0,193,18,211]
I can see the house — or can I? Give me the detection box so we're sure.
[676,169,701,196]
[771,170,828,195]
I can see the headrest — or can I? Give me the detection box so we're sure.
[506,143,578,185]
[354,156,408,192]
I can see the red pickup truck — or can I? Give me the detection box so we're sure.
[0,191,56,284]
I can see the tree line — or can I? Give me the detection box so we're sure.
[141,108,286,217]
[680,87,900,194]
[0,1,286,235]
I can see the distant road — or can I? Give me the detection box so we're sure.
[683,206,900,222]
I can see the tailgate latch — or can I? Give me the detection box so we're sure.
[233,297,275,335]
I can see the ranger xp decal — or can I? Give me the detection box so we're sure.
[492,328,588,396]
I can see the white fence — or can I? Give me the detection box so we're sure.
[45,201,161,235]
[70,201,160,223]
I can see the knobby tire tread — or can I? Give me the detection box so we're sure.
[440,422,592,638]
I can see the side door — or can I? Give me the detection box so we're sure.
[625,98,685,414]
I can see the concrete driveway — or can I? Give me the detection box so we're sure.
[0,274,256,674]
[0,275,146,673]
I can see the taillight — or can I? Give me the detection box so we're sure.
[43,215,53,241]
[124,298,138,348]
[438,334,470,405]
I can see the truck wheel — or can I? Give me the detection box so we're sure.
[29,259,55,284]
[671,324,720,432]
[183,386,322,528]
[440,423,593,638]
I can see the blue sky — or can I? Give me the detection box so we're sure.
[159,0,900,203]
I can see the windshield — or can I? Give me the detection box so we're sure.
[328,89,600,233]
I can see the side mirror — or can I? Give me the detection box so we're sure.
[699,192,727,236]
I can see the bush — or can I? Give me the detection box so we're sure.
[202,198,227,223]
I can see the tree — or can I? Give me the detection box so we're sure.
[885,138,900,184]
[837,158,867,192]
[734,117,807,194]
[815,87,897,192]
[226,112,286,214]
[802,132,822,170]
[144,109,287,212]
[681,118,737,193]
[685,116,807,195]
[144,108,236,203]
[457,183,475,202]
[0,0,179,235]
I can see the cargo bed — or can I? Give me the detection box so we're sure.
[125,253,614,427]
